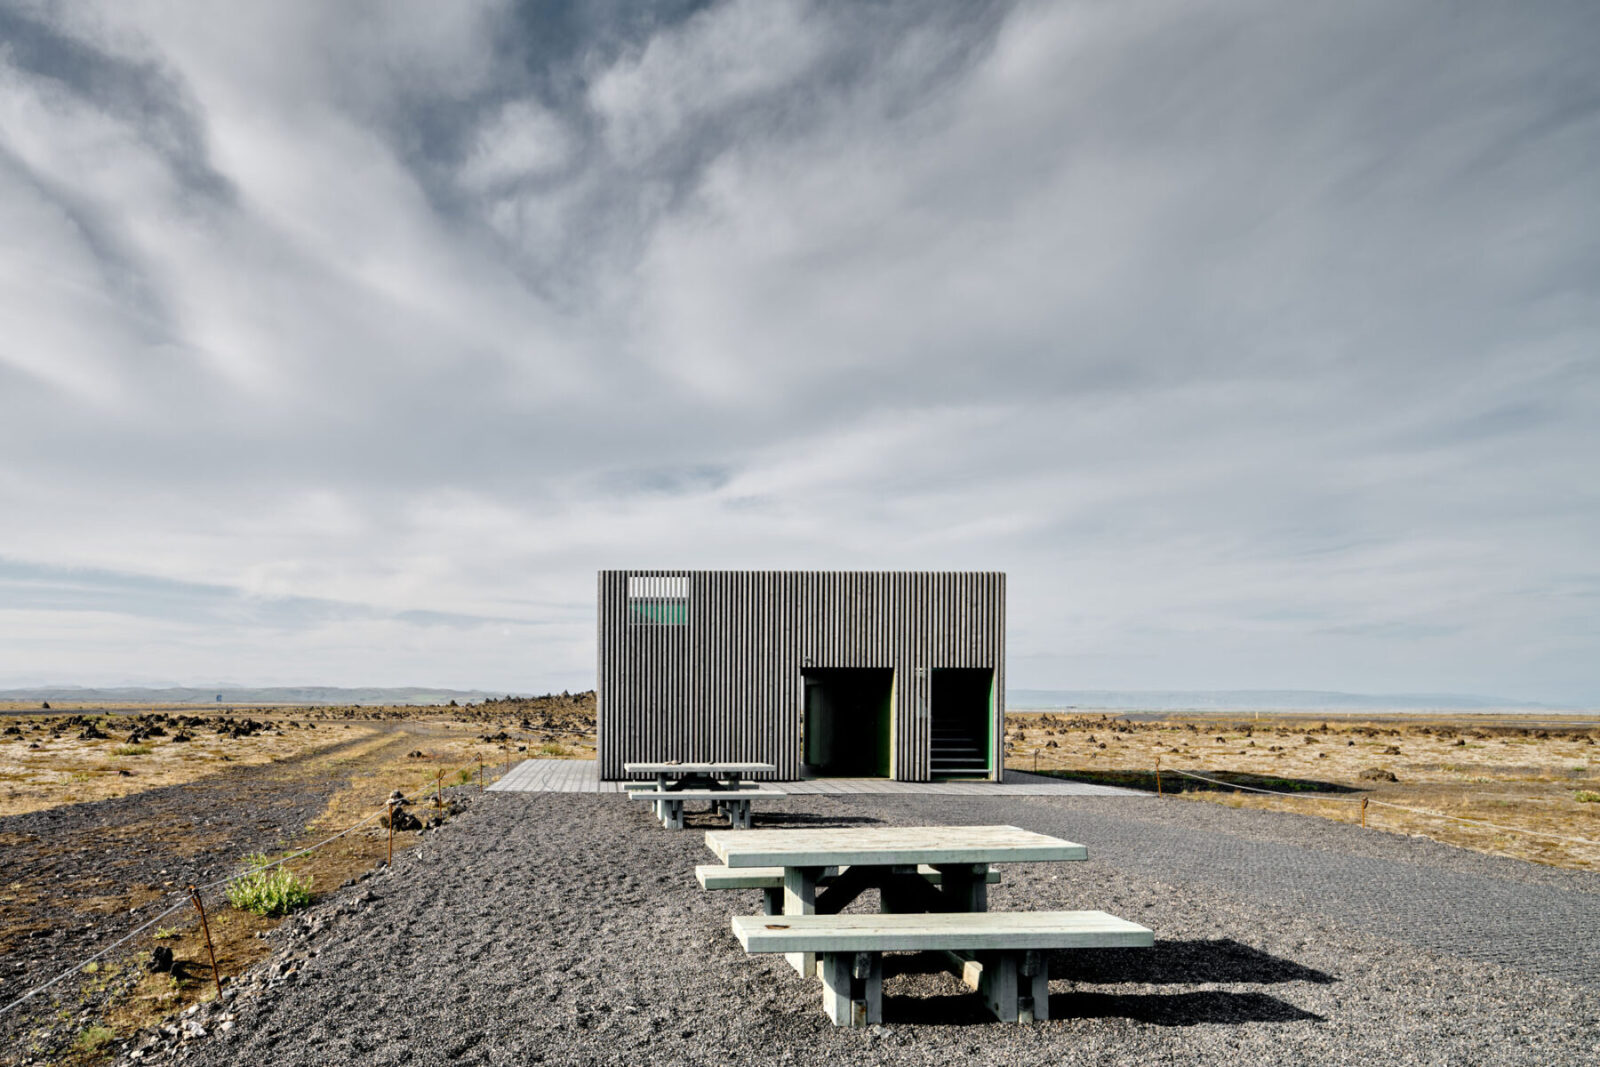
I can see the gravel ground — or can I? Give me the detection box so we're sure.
[124,791,1600,1067]
[0,730,411,1060]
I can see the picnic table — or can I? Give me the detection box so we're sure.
[623,761,775,792]
[704,824,1086,977]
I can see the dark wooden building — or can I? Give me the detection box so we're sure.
[596,570,1006,781]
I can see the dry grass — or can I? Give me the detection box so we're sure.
[1006,711,1600,870]
[4,695,598,1062]
[0,717,378,817]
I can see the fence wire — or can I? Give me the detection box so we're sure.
[1166,767,1600,847]
[0,755,499,1021]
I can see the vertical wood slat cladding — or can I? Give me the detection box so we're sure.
[596,570,1005,782]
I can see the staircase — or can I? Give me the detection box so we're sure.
[931,725,990,778]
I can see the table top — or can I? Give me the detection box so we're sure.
[624,762,776,774]
[704,824,1087,868]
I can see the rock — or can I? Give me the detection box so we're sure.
[78,725,108,740]
[1383,745,1402,755]
[149,946,175,972]
[1359,768,1398,782]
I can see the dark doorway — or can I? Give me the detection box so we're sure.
[802,668,893,777]
[931,668,993,778]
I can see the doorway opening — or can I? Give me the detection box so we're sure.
[931,668,994,779]
[801,668,893,778]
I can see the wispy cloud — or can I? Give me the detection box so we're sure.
[0,0,1595,701]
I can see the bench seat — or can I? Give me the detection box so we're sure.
[731,910,1152,1026]
[628,788,786,830]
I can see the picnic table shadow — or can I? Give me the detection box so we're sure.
[677,811,882,828]
[879,939,1331,1027]
[1026,768,1361,795]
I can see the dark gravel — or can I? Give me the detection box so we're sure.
[115,789,1600,1066]
[0,728,408,1061]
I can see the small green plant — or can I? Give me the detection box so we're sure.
[455,768,473,786]
[538,742,569,757]
[113,743,152,756]
[224,854,313,916]
[73,1025,115,1053]
[1576,790,1600,803]
[153,925,180,940]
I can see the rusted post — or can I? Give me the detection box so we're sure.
[387,800,395,866]
[1032,748,1038,774]
[478,758,484,792]
[1155,755,1162,797]
[188,885,223,999]
[1360,796,1368,828]
[435,769,443,809]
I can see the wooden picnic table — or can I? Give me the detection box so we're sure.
[705,824,1086,976]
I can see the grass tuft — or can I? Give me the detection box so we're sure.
[73,1024,115,1052]
[1577,790,1600,803]
[113,743,153,756]
[224,854,313,916]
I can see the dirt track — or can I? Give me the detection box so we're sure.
[0,726,419,1064]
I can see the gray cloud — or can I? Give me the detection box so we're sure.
[0,0,1595,701]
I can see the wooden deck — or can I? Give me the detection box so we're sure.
[487,759,1146,796]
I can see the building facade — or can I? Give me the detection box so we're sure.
[596,570,1006,782]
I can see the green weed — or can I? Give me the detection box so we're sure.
[113,744,152,756]
[224,855,313,917]
[1576,790,1600,803]
[73,1025,115,1052]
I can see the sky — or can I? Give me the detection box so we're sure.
[0,0,1596,703]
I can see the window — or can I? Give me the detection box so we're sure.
[627,575,689,625]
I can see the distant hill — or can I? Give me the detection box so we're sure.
[0,685,510,706]
[1005,689,1578,712]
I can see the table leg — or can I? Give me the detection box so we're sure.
[819,951,882,1026]
[932,863,988,912]
[783,866,822,977]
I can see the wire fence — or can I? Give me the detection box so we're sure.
[0,752,510,1021]
[1163,766,1600,848]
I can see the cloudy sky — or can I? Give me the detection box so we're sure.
[1,1,1596,703]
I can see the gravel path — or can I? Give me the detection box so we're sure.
[131,791,1600,1067]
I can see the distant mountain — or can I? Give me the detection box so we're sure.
[0,685,511,706]
[1005,689,1579,712]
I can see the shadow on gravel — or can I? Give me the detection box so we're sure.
[882,989,1323,1027]
[1031,768,1361,795]
[1050,990,1325,1025]
[751,812,883,827]
[1052,938,1337,985]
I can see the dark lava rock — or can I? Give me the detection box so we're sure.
[78,725,108,740]
[150,946,175,973]
[1359,768,1399,782]
[1383,745,1402,755]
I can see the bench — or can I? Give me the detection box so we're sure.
[731,910,1153,1026]
[695,864,1001,915]
[629,788,786,829]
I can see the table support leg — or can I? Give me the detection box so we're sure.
[661,799,684,830]
[933,863,988,912]
[783,866,821,977]
[977,951,1048,1023]
[819,951,882,1026]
